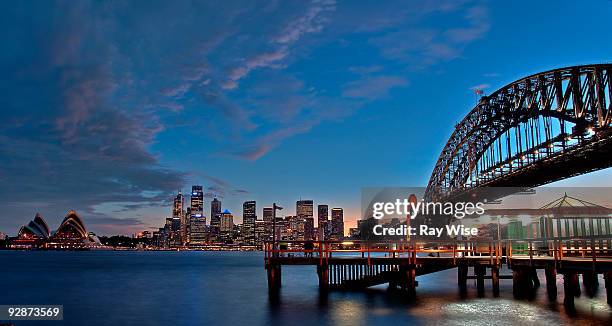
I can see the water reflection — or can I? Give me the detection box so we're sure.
[0,251,610,326]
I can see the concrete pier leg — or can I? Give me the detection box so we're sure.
[545,266,557,301]
[491,266,500,297]
[475,265,486,297]
[604,272,612,306]
[458,265,468,293]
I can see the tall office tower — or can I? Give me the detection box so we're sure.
[190,186,204,214]
[220,210,234,243]
[188,186,204,244]
[164,217,174,248]
[242,201,256,245]
[297,200,314,240]
[173,191,184,218]
[263,207,273,240]
[189,209,207,248]
[254,220,267,246]
[281,216,293,240]
[184,207,191,244]
[286,215,302,240]
[317,204,329,241]
[331,207,344,240]
[210,198,222,238]
[173,191,185,244]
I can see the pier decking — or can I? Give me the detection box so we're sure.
[264,238,612,307]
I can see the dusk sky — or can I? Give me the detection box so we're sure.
[1,0,611,235]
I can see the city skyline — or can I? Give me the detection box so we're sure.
[2,0,612,236]
[0,190,349,237]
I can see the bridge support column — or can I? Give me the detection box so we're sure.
[458,265,468,293]
[491,266,500,296]
[605,272,612,306]
[545,266,557,301]
[267,264,282,295]
[582,271,599,297]
[317,263,329,292]
[475,265,486,297]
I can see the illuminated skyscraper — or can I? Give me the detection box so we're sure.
[254,220,266,246]
[173,191,184,219]
[210,198,222,239]
[242,201,256,245]
[317,204,329,241]
[286,215,302,240]
[297,200,314,240]
[331,207,344,240]
[172,191,185,243]
[220,209,234,243]
[188,186,205,245]
[263,207,273,240]
[190,186,204,215]
[189,209,207,248]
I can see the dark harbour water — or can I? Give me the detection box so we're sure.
[0,251,610,326]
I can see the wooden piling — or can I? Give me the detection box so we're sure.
[491,266,500,296]
[400,262,416,298]
[512,268,523,298]
[317,263,329,292]
[267,264,282,294]
[604,272,612,306]
[582,271,599,297]
[513,267,536,298]
[563,272,578,307]
[475,265,486,296]
[458,265,468,293]
[545,266,557,301]
[530,268,540,288]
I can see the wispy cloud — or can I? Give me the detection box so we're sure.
[273,0,336,44]
[342,76,409,99]
[222,0,336,90]
[368,4,490,68]
[233,144,273,161]
[222,47,289,90]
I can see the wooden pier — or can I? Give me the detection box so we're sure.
[264,238,612,307]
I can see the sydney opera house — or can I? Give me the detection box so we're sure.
[10,210,102,250]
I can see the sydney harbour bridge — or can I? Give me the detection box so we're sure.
[265,64,612,305]
[425,64,612,201]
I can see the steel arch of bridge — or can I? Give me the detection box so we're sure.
[425,64,612,202]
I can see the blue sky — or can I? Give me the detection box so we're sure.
[1,0,611,235]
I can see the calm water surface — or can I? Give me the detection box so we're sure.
[0,251,610,325]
